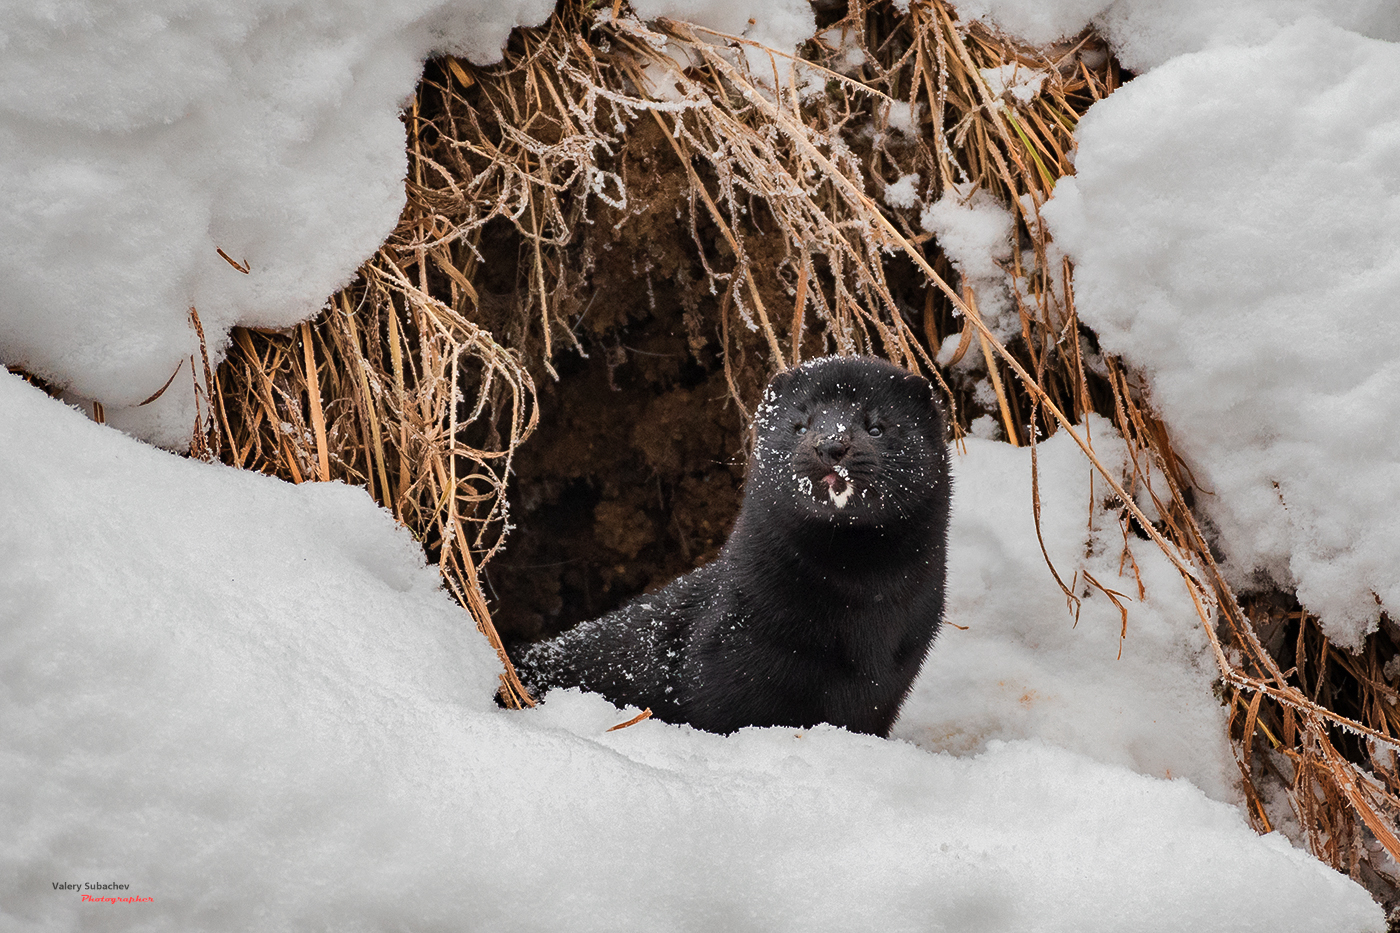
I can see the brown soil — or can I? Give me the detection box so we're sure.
[484,331,748,642]
[482,116,756,642]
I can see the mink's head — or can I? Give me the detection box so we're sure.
[746,356,949,530]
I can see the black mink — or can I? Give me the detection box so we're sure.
[509,355,951,737]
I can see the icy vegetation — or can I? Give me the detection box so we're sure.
[2,373,1382,931]
[2,0,1397,926]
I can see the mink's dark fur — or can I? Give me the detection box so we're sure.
[508,355,951,737]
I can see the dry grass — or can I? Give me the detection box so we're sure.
[205,263,538,704]
[203,0,1400,901]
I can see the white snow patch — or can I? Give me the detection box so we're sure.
[921,189,1014,282]
[1044,22,1400,648]
[0,0,554,448]
[979,62,1047,106]
[935,331,966,369]
[628,0,817,86]
[883,172,921,210]
[950,0,1400,73]
[921,187,1018,343]
[951,0,1108,47]
[885,100,922,135]
[968,413,1002,440]
[817,24,868,74]
[899,417,1235,801]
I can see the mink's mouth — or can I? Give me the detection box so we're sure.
[791,455,865,513]
[820,468,853,508]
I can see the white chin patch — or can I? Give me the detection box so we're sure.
[828,484,854,509]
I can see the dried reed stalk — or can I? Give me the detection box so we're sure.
[210,260,538,705]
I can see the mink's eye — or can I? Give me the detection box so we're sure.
[794,424,808,435]
[868,425,883,437]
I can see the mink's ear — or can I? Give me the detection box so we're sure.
[900,371,949,434]
[764,366,799,402]
[900,371,935,409]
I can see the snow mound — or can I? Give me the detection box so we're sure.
[951,0,1400,72]
[0,0,553,448]
[899,418,1235,802]
[1045,22,1400,648]
[1,372,1381,931]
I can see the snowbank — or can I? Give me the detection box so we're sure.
[898,418,1235,802]
[1,0,1393,925]
[951,0,1400,72]
[1044,21,1400,648]
[0,0,555,448]
[1,372,1381,931]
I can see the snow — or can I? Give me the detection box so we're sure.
[629,0,815,58]
[979,62,1047,106]
[627,0,816,92]
[0,0,554,449]
[885,100,922,136]
[898,417,1236,802]
[1044,21,1400,648]
[952,0,1400,72]
[921,187,1019,344]
[816,22,868,75]
[883,172,922,209]
[0,373,1382,930]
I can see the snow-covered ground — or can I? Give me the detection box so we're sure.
[2,373,1378,931]
[3,0,1397,928]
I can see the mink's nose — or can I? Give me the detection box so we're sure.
[817,435,850,464]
